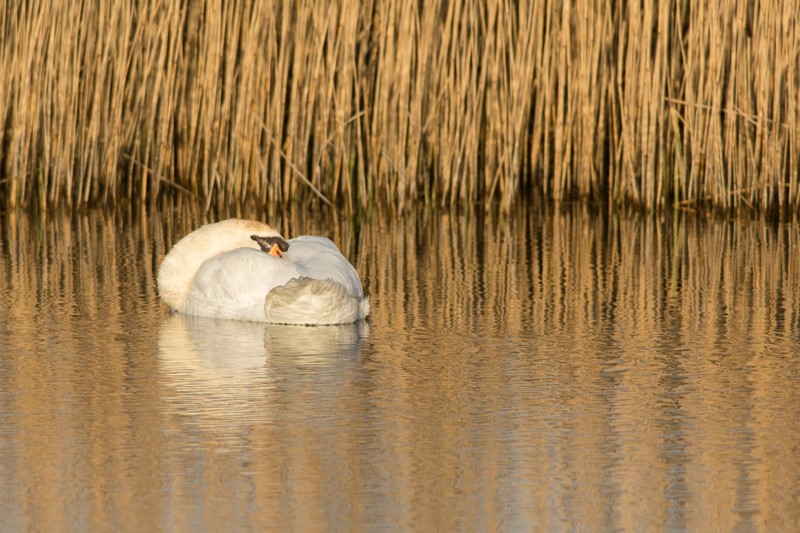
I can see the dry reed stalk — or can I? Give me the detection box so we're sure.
[0,1,798,213]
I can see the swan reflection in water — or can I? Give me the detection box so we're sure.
[156,314,369,440]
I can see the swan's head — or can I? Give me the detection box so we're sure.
[158,219,283,310]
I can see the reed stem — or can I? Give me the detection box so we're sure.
[0,1,797,213]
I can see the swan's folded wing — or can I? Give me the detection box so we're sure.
[264,277,361,325]
[285,236,365,298]
[182,248,298,321]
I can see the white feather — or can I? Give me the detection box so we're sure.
[157,220,370,325]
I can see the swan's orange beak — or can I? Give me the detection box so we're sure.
[268,243,283,258]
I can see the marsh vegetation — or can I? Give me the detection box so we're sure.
[1,1,798,213]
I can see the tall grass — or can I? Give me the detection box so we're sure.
[0,1,798,213]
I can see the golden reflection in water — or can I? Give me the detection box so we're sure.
[1,206,799,530]
[356,209,800,530]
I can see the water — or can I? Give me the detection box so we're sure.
[1,206,800,531]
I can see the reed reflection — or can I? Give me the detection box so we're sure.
[356,206,800,531]
[1,207,800,531]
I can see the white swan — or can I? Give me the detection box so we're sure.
[157,219,370,325]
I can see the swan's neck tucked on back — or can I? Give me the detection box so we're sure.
[157,219,280,310]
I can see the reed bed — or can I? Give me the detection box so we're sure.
[0,1,798,213]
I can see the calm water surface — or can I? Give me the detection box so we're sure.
[1,206,800,531]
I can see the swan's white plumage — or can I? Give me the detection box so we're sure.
[157,220,369,325]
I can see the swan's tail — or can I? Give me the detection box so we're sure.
[264,277,369,325]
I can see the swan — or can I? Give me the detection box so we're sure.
[157,219,370,325]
